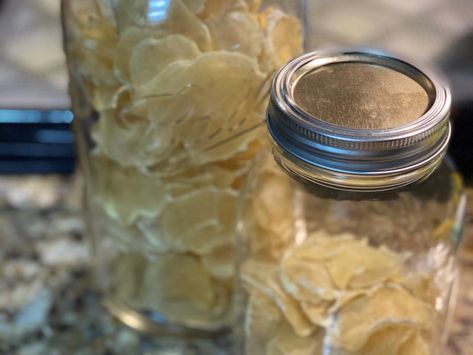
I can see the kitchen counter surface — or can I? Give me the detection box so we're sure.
[0,175,472,355]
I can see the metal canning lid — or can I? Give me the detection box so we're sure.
[267,49,452,191]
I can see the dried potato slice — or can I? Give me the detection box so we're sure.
[252,172,293,228]
[241,156,296,260]
[113,0,151,28]
[280,232,402,301]
[92,109,177,167]
[91,155,168,225]
[137,52,265,127]
[195,120,262,166]
[159,0,212,51]
[329,286,434,352]
[113,26,159,83]
[400,273,438,306]
[69,0,117,42]
[138,253,217,318]
[201,243,235,280]
[182,0,205,14]
[266,321,323,355]
[93,201,165,253]
[397,331,431,355]
[74,17,118,86]
[244,290,282,355]
[123,93,194,126]
[94,0,116,24]
[327,242,402,290]
[245,0,262,12]
[279,234,350,303]
[69,0,98,24]
[137,217,220,253]
[280,254,335,302]
[208,10,263,58]
[257,36,277,74]
[258,7,303,67]
[244,223,293,262]
[136,51,266,163]
[298,298,334,328]
[160,187,238,254]
[90,84,131,111]
[356,325,413,355]
[163,165,236,197]
[111,252,147,305]
[242,260,316,337]
[199,0,248,22]
[115,0,211,50]
[130,35,201,86]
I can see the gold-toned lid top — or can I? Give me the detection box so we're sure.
[293,62,433,129]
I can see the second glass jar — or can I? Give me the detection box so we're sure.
[236,49,466,355]
[62,0,305,334]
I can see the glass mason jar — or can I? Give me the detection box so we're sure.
[237,49,467,355]
[61,0,305,334]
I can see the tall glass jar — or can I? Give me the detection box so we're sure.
[237,49,467,354]
[61,0,305,334]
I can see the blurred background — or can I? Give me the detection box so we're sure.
[0,0,472,176]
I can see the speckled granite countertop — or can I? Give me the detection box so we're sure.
[0,176,472,355]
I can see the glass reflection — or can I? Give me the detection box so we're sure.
[147,0,171,24]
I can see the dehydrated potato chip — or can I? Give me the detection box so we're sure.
[242,260,316,337]
[161,0,212,51]
[114,0,211,50]
[90,84,132,111]
[280,232,403,303]
[91,155,168,224]
[202,243,235,280]
[92,108,177,168]
[163,164,236,197]
[138,253,219,323]
[123,93,194,127]
[130,35,201,86]
[182,0,205,14]
[113,26,159,83]
[94,202,161,253]
[113,0,210,53]
[266,321,323,355]
[245,0,262,12]
[208,10,263,58]
[136,51,265,124]
[327,242,401,290]
[401,273,438,305]
[199,0,248,22]
[280,255,335,303]
[252,172,293,227]
[398,331,431,355]
[298,298,334,328]
[194,122,262,166]
[111,252,147,305]
[356,325,413,355]
[160,187,238,254]
[259,8,303,67]
[240,154,296,260]
[244,290,282,355]
[329,286,434,351]
[136,51,266,163]
[75,27,118,86]
[113,0,150,28]
[94,0,116,24]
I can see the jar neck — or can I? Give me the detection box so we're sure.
[271,140,448,193]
